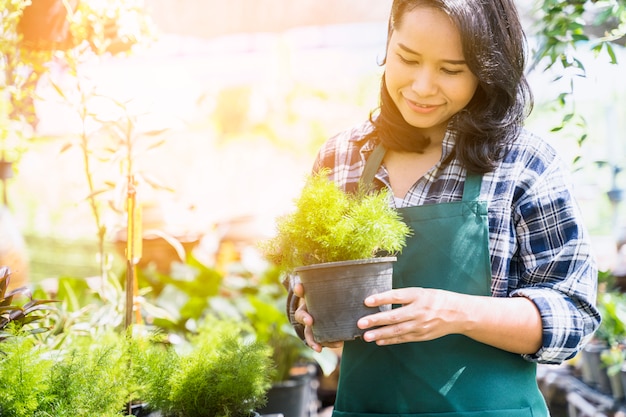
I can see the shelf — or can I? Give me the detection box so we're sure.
[537,365,626,417]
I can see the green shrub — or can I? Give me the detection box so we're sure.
[128,333,180,413]
[40,333,131,416]
[0,331,132,417]
[0,337,52,417]
[132,318,273,417]
[262,169,411,272]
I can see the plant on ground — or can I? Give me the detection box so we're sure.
[0,330,134,417]
[40,332,131,416]
[128,331,180,413]
[242,266,337,383]
[262,168,411,272]
[0,336,51,417]
[147,317,273,417]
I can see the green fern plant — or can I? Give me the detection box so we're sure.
[0,331,133,417]
[128,333,180,414]
[262,169,411,272]
[0,336,52,417]
[40,333,132,416]
[134,317,273,417]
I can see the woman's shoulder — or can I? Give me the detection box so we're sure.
[488,128,574,202]
[323,120,375,150]
[500,128,565,176]
[314,120,376,168]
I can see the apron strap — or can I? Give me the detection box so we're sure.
[359,143,387,193]
[462,172,483,202]
[360,143,483,202]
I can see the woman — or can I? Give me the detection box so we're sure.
[291,0,601,415]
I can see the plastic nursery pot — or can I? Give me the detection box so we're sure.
[295,256,396,344]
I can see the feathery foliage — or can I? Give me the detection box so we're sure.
[262,169,411,272]
[0,331,132,417]
[134,317,273,417]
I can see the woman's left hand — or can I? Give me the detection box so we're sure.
[356,286,543,355]
[357,287,465,345]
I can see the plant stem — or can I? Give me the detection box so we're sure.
[76,74,108,291]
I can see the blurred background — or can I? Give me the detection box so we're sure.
[2,0,624,284]
[1,1,626,416]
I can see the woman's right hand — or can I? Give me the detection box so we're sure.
[293,282,344,352]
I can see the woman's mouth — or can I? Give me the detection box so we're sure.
[405,98,440,114]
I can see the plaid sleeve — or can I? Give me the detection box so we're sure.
[509,153,600,364]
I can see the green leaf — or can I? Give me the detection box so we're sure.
[49,79,68,100]
[606,43,618,64]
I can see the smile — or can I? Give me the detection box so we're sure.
[405,98,441,114]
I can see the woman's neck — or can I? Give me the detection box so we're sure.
[384,143,443,198]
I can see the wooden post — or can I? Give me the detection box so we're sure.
[124,176,142,329]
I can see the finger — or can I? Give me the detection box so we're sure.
[364,290,399,308]
[294,307,313,326]
[362,322,423,346]
[304,327,323,352]
[364,332,407,346]
[294,282,305,298]
[364,287,421,308]
[358,303,406,329]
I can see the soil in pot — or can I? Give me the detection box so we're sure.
[295,256,395,344]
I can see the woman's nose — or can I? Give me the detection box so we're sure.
[411,68,437,96]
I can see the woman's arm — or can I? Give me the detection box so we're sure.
[357,288,543,354]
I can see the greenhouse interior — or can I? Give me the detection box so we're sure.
[1,1,626,416]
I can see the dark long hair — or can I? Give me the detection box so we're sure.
[371,0,533,173]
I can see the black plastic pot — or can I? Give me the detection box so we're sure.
[581,342,612,394]
[295,256,396,344]
[258,372,314,417]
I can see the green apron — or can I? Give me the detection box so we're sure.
[332,145,549,417]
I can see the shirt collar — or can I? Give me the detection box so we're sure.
[354,124,457,164]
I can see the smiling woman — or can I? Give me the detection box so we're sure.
[287,1,600,416]
[384,6,478,142]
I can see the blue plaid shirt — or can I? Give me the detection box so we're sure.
[312,120,601,364]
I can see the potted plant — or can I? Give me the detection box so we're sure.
[580,290,626,395]
[243,270,338,417]
[0,325,135,416]
[601,344,626,400]
[0,314,273,417]
[133,316,273,417]
[136,249,338,417]
[262,168,412,343]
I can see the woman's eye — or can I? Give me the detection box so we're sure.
[442,68,462,75]
[398,54,418,65]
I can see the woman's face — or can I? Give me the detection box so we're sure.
[385,6,479,141]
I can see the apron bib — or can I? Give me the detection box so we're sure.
[332,145,548,417]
